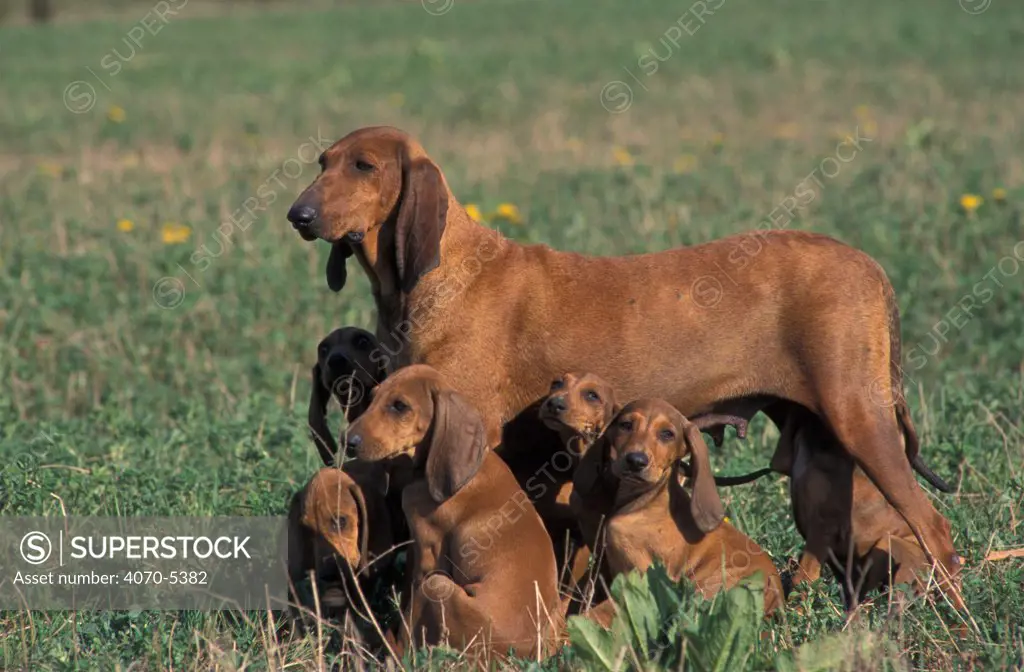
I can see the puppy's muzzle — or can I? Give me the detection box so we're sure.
[345,434,363,453]
[540,395,567,419]
[326,352,354,378]
[623,451,650,473]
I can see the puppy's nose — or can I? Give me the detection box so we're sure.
[287,204,318,228]
[345,434,362,452]
[624,452,649,472]
[545,396,567,414]
[326,352,352,372]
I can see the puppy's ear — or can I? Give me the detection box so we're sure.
[681,424,725,532]
[326,242,353,292]
[347,480,370,572]
[424,389,487,503]
[572,432,608,498]
[286,487,313,595]
[395,158,449,294]
[308,364,339,466]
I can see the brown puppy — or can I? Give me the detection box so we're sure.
[570,399,784,623]
[345,365,563,661]
[773,417,931,609]
[286,125,961,600]
[308,327,387,465]
[287,462,395,620]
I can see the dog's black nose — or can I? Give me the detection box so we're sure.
[326,352,351,372]
[287,204,318,227]
[624,452,649,471]
[545,396,567,414]
[345,434,362,451]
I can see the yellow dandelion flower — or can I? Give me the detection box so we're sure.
[387,92,405,108]
[36,161,62,177]
[959,194,983,213]
[724,516,732,524]
[493,203,522,225]
[464,204,483,222]
[116,218,134,232]
[612,147,634,166]
[107,105,126,123]
[992,187,1007,202]
[672,154,698,174]
[161,222,191,244]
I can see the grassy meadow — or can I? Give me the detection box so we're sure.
[1,0,1023,668]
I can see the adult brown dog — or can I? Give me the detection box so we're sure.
[344,365,563,661]
[308,326,387,466]
[286,125,961,598]
[570,399,784,623]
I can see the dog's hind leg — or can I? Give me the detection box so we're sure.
[821,399,965,610]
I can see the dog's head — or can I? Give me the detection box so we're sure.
[599,399,724,532]
[538,371,619,454]
[345,365,487,504]
[287,467,372,587]
[286,126,450,294]
[308,327,388,466]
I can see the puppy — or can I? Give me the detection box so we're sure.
[287,462,395,622]
[774,416,931,608]
[570,399,784,623]
[535,374,752,606]
[308,327,387,465]
[345,365,563,661]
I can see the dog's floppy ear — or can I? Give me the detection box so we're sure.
[308,364,339,466]
[346,480,370,573]
[572,431,608,498]
[326,242,353,292]
[681,424,725,532]
[286,487,313,594]
[424,389,487,503]
[395,158,449,295]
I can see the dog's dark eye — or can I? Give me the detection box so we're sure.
[658,428,676,442]
[318,154,326,171]
[583,389,601,404]
[389,398,409,414]
[550,379,565,391]
[618,420,633,432]
[354,159,375,173]
[331,516,348,532]
[352,334,371,351]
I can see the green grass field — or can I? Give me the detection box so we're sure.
[1,0,1023,668]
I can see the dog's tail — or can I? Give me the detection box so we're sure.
[887,282,954,494]
[712,467,775,487]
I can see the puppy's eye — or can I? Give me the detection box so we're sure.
[550,379,565,391]
[331,516,348,532]
[583,389,601,403]
[318,154,326,171]
[353,334,371,351]
[618,420,634,432]
[389,398,409,414]
[658,428,676,442]
[354,159,375,173]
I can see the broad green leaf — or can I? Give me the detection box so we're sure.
[568,614,626,672]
